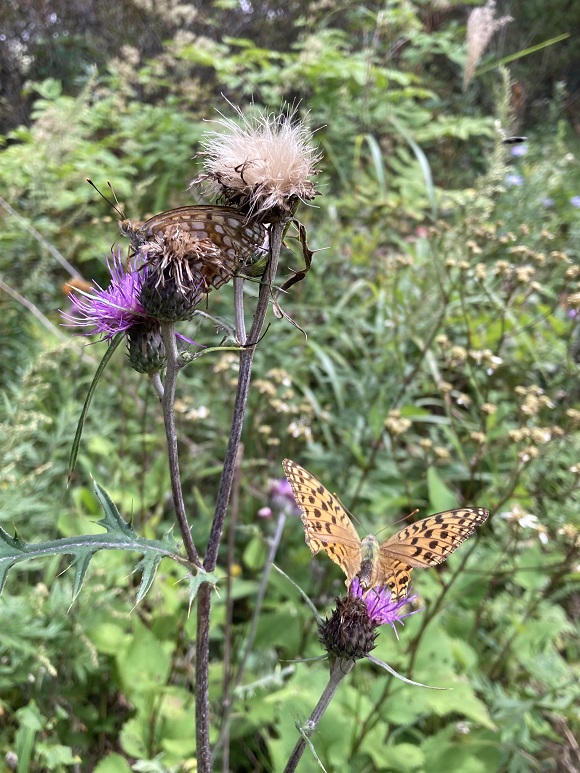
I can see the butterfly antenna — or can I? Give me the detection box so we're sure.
[86,178,125,219]
[337,495,364,530]
[374,509,420,538]
[106,181,126,217]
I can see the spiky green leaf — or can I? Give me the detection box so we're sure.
[0,481,192,603]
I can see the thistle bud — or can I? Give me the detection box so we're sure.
[126,323,166,374]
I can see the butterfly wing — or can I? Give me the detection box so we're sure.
[376,507,489,600]
[123,206,265,289]
[282,459,362,586]
[141,206,264,261]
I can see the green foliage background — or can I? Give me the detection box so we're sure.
[0,1,579,771]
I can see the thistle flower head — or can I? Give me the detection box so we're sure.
[193,105,322,221]
[137,228,206,322]
[61,250,195,373]
[126,323,167,374]
[61,250,150,339]
[319,593,377,661]
[350,578,420,641]
[318,579,420,661]
[269,478,302,517]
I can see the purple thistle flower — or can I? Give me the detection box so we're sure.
[269,478,302,517]
[62,250,150,339]
[350,577,421,640]
[570,195,580,208]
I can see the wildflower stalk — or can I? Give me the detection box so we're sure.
[159,321,201,567]
[237,510,287,683]
[233,276,246,342]
[195,221,284,773]
[283,658,354,773]
[221,444,244,773]
[150,370,164,400]
[213,509,288,765]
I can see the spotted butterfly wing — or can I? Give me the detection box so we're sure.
[282,459,362,586]
[120,205,266,290]
[375,507,490,600]
[283,459,489,600]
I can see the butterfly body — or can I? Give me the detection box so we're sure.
[359,535,380,589]
[282,459,489,600]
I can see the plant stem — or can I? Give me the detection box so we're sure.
[150,371,164,400]
[237,511,287,684]
[160,322,200,567]
[283,658,353,773]
[233,276,247,343]
[221,444,244,773]
[213,509,288,764]
[195,222,284,773]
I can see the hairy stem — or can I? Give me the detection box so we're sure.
[221,444,244,773]
[214,509,288,764]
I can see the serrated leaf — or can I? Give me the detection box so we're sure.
[187,568,220,609]
[133,553,163,605]
[70,549,95,603]
[0,481,192,603]
[93,482,135,536]
[0,527,22,593]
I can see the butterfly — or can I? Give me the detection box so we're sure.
[120,206,266,291]
[86,181,267,292]
[282,459,489,600]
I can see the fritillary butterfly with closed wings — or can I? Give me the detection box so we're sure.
[86,181,267,292]
[120,206,267,292]
[282,459,489,600]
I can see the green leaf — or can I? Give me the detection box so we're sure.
[0,481,189,602]
[243,535,268,570]
[427,467,459,512]
[368,741,425,773]
[94,754,133,773]
[117,622,172,691]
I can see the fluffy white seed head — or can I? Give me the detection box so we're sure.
[193,105,322,220]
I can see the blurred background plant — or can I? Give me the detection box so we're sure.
[0,0,578,771]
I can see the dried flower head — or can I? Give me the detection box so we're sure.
[464,1,513,90]
[384,410,412,436]
[193,106,322,221]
